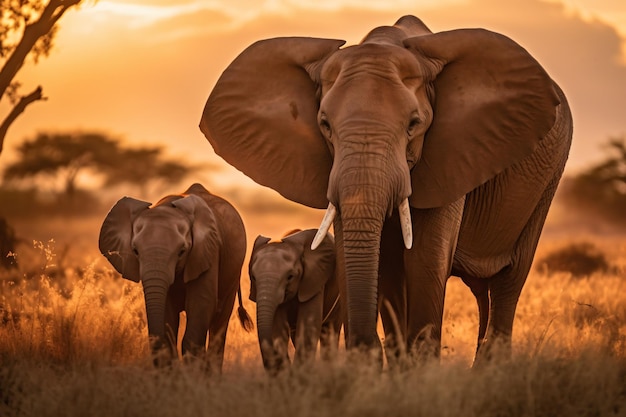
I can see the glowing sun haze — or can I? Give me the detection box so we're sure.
[4,0,626,188]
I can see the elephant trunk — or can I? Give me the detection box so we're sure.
[341,199,386,349]
[143,281,168,337]
[315,134,412,353]
[255,285,284,372]
[141,265,173,363]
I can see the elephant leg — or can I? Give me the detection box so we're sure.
[207,325,227,373]
[165,279,185,359]
[478,266,521,362]
[182,307,212,361]
[460,276,490,355]
[294,292,324,366]
[319,305,342,361]
[182,272,218,365]
[265,307,290,372]
[319,324,339,361]
[206,287,237,373]
[405,199,464,360]
[478,174,562,363]
[379,213,407,365]
[405,270,447,360]
[164,300,181,360]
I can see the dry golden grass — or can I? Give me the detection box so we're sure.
[1,212,625,416]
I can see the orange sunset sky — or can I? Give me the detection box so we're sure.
[2,0,626,190]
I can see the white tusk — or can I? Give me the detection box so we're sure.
[311,203,336,250]
[399,198,413,250]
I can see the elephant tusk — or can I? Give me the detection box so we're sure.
[311,203,336,250]
[399,198,413,250]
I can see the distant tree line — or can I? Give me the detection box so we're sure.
[559,136,626,228]
[1,131,201,211]
[2,131,198,198]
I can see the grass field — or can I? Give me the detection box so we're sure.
[0,207,624,417]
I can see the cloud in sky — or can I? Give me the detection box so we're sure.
[4,0,626,184]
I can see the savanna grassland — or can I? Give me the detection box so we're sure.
[0,204,625,417]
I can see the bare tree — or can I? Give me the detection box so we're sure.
[0,0,84,155]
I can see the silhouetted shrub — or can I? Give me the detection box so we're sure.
[536,242,611,278]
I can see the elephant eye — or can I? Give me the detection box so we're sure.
[287,274,294,281]
[178,247,186,257]
[319,114,332,139]
[407,114,422,137]
[132,247,139,256]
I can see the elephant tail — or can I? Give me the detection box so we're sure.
[237,285,254,332]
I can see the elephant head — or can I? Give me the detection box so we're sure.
[200,16,559,349]
[249,229,335,370]
[98,193,221,357]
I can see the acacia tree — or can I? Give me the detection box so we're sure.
[0,0,83,155]
[102,147,198,196]
[3,132,119,196]
[3,131,198,198]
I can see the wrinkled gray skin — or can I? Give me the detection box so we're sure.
[200,16,573,364]
[99,183,250,370]
[249,229,341,372]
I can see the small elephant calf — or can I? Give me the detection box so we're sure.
[249,228,342,372]
[99,183,252,370]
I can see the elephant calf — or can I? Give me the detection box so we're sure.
[99,183,252,370]
[249,228,342,372]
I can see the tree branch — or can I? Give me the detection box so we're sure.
[0,86,46,153]
[0,0,82,99]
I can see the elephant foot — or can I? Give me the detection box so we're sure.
[261,347,290,375]
[263,356,290,375]
[151,347,174,368]
[407,324,442,364]
[181,352,215,375]
[343,340,385,370]
[149,335,176,368]
[472,331,512,368]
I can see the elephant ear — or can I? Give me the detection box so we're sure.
[248,235,271,303]
[199,37,345,209]
[404,29,560,208]
[284,229,336,302]
[98,197,151,282]
[172,194,221,283]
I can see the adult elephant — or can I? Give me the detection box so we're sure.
[199,16,573,362]
[99,183,252,370]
